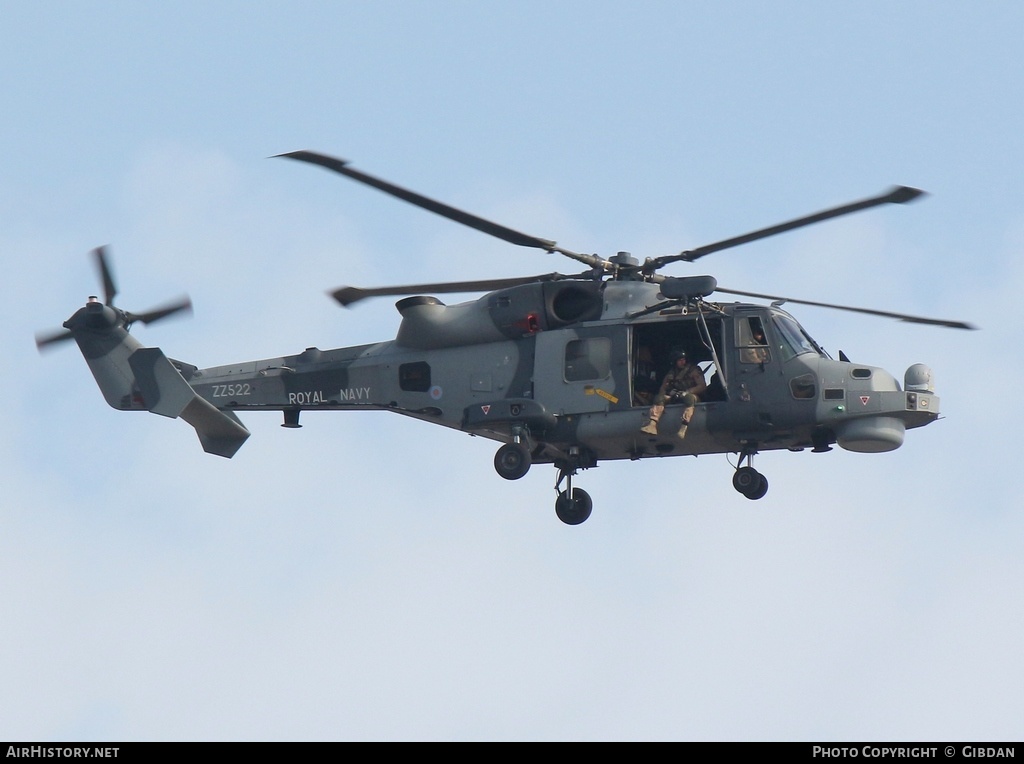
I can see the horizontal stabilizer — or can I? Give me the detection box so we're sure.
[179,397,251,458]
[128,347,250,458]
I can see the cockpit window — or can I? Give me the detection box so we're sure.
[772,313,819,360]
[738,316,771,364]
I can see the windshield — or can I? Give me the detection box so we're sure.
[771,312,824,360]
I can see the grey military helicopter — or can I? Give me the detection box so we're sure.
[36,151,974,524]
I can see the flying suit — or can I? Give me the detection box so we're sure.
[640,361,707,438]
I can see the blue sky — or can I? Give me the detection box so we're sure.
[2,2,1021,741]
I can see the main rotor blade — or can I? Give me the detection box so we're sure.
[124,296,193,325]
[714,286,976,330]
[276,151,604,269]
[93,246,117,305]
[654,185,926,268]
[331,273,575,307]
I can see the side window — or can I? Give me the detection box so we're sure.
[738,316,771,364]
[565,338,611,382]
[790,373,816,400]
[399,361,431,392]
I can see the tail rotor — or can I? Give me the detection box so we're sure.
[35,246,192,351]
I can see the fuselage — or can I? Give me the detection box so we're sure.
[183,280,940,465]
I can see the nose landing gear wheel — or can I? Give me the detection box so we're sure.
[494,442,531,480]
[555,488,593,525]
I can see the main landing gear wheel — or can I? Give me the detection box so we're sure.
[732,466,768,500]
[555,488,593,525]
[746,473,768,500]
[553,450,595,525]
[494,442,532,480]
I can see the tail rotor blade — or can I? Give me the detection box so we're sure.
[93,246,118,305]
[37,248,193,353]
[125,296,193,326]
[35,328,76,351]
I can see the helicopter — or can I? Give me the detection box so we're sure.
[36,150,975,525]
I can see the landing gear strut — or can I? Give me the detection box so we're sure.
[732,449,768,500]
[554,468,593,525]
[553,446,594,525]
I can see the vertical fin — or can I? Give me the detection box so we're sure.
[128,348,250,458]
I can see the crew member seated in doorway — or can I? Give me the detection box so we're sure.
[640,348,707,439]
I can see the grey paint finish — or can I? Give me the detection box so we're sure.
[38,162,964,521]
[57,283,942,480]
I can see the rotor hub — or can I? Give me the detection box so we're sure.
[610,251,639,267]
